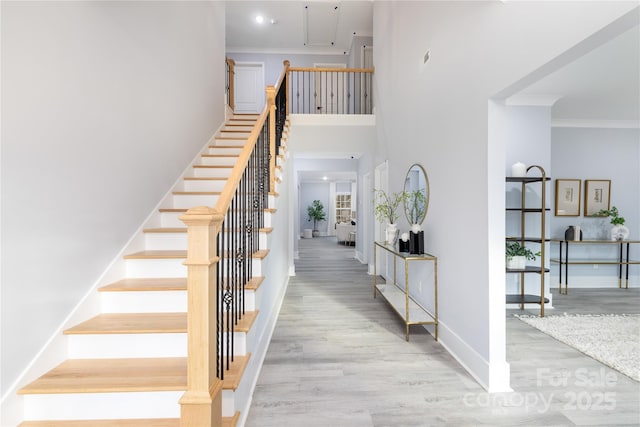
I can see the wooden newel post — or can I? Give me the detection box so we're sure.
[226,58,235,111]
[179,206,224,427]
[266,85,276,192]
[283,59,290,116]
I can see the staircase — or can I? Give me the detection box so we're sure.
[16,113,289,427]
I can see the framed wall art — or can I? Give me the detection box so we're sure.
[584,179,611,216]
[555,179,581,216]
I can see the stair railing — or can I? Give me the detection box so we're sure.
[287,65,374,114]
[178,63,288,427]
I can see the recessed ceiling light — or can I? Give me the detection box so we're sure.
[323,176,328,181]
[255,15,264,24]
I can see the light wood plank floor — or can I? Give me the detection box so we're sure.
[246,237,639,426]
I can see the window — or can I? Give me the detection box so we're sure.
[336,193,351,223]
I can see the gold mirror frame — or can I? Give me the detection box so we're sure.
[403,163,429,225]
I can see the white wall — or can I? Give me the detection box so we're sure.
[504,106,552,304]
[1,1,226,396]
[550,126,640,287]
[372,0,637,391]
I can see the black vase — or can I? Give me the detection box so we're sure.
[409,231,424,254]
[399,239,410,252]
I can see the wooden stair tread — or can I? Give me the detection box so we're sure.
[183,177,227,181]
[221,354,250,391]
[143,227,186,233]
[223,412,240,427]
[123,250,186,260]
[245,276,265,291]
[209,145,244,149]
[64,313,187,335]
[202,154,239,158]
[18,358,187,394]
[18,419,180,427]
[99,278,187,292]
[193,164,234,169]
[214,136,246,141]
[172,191,221,195]
[222,310,258,333]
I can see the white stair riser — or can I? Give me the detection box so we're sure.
[222,126,254,132]
[200,156,238,166]
[144,231,267,251]
[67,331,250,358]
[161,212,186,228]
[193,167,235,178]
[144,233,187,251]
[125,259,186,279]
[102,291,187,313]
[183,179,228,192]
[213,138,246,148]
[172,194,219,209]
[207,146,243,156]
[68,334,187,358]
[218,131,250,138]
[23,391,182,420]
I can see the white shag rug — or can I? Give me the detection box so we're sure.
[516,313,640,382]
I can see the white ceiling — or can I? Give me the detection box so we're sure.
[225,1,373,55]
[227,2,639,182]
[508,25,639,125]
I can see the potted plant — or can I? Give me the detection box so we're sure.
[594,206,629,241]
[374,189,408,245]
[506,241,541,270]
[306,200,327,237]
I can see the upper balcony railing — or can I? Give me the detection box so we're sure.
[285,64,374,115]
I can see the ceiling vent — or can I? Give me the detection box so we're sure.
[303,3,340,46]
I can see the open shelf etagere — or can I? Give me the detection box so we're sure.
[506,165,550,316]
[373,241,438,341]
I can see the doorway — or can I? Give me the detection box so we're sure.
[234,62,265,113]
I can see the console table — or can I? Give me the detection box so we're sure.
[550,239,640,294]
[373,241,438,341]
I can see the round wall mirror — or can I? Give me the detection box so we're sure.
[404,164,429,225]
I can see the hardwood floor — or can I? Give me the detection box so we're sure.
[246,237,639,426]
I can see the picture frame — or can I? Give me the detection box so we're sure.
[584,179,611,216]
[555,179,581,216]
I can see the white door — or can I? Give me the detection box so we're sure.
[314,63,346,114]
[234,62,264,113]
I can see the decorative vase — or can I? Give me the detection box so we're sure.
[511,161,527,177]
[506,256,526,270]
[409,230,424,254]
[386,223,399,246]
[611,225,629,241]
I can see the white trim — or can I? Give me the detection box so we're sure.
[505,94,562,107]
[551,119,640,129]
[435,320,512,393]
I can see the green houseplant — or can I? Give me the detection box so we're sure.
[306,200,327,237]
[374,189,409,245]
[594,206,629,241]
[406,188,427,226]
[374,189,409,225]
[506,241,541,269]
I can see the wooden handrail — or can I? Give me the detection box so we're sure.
[179,60,290,427]
[288,66,374,73]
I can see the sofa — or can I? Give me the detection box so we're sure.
[336,222,356,244]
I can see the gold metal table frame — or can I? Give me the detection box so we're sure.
[373,241,438,341]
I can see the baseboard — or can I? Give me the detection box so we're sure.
[238,276,290,427]
[434,319,512,393]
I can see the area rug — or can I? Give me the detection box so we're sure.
[516,313,640,382]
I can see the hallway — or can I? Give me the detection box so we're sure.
[245,237,640,426]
